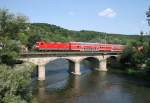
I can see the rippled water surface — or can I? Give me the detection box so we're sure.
[32,59,150,103]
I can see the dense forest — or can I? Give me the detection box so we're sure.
[27,23,150,49]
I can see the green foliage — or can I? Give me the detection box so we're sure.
[27,33,43,50]
[0,37,21,66]
[0,9,28,65]
[127,68,138,75]
[120,6,150,77]
[0,62,35,103]
[17,33,28,45]
[120,32,149,69]
[0,9,28,39]
[146,7,150,26]
[120,46,134,67]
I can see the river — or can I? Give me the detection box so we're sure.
[32,59,150,103]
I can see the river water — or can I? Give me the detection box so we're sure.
[32,59,150,103]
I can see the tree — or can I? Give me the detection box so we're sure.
[27,34,43,50]
[120,7,150,70]
[0,9,29,40]
[0,9,29,65]
[120,35,146,68]
[120,46,135,67]
[17,33,28,45]
[0,63,35,103]
[146,7,150,26]
[0,37,21,66]
[145,7,150,72]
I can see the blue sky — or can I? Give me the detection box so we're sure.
[0,0,150,34]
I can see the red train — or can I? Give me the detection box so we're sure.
[35,41,125,52]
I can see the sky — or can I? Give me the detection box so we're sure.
[0,0,150,35]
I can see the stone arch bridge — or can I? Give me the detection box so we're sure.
[20,52,120,81]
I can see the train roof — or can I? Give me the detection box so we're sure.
[70,42,99,45]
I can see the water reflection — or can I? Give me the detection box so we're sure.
[33,75,81,103]
[32,59,150,103]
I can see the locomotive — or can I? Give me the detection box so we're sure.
[35,41,125,52]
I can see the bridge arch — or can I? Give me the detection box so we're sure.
[44,57,75,64]
[107,56,117,61]
[45,58,76,74]
[107,55,120,69]
[80,57,100,71]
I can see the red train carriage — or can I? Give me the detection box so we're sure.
[35,41,125,52]
[111,44,124,52]
[70,42,99,51]
[35,41,70,50]
[70,42,113,51]
[98,44,112,51]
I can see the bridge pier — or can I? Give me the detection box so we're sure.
[38,65,45,81]
[98,59,107,71]
[70,61,81,75]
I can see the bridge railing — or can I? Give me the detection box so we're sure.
[20,51,122,58]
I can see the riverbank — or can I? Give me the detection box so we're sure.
[109,68,150,81]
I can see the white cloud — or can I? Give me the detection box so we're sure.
[98,8,117,18]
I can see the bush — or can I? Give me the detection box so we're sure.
[0,62,35,103]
